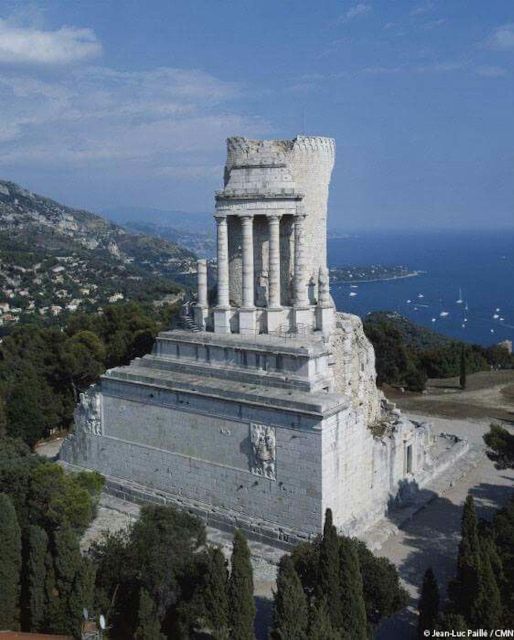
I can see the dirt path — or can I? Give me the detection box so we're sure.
[376,414,514,639]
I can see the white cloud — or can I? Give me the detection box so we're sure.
[488,23,514,50]
[475,65,507,78]
[0,65,270,172]
[341,3,371,22]
[0,19,102,65]
[410,3,434,17]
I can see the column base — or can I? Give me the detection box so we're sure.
[238,308,256,336]
[193,305,208,330]
[316,305,335,336]
[293,307,314,334]
[214,308,231,334]
[266,307,283,334]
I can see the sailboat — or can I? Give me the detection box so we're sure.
[464,301,469,311]
[456,288,463,304]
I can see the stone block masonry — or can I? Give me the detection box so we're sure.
[60,135,458,545]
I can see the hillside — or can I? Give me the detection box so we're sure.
[364,311,455,349]
[0,180,197,327]
[363,311,513,392]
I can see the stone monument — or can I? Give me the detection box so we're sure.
[61,136,451,545]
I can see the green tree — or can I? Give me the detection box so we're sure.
[418,568,439,639]
[61,331,106,401]
[438,612,467,632]
[0,493,22,630]
[449,496,481,623]
[317,509,342,629]
[25,524,48,632]
[307,599,342,640]
[135,588,165,640]
[202,547,230,639]
[483,424,514,469]
[49,523,93,637]
[352,540,408,624]
[474,540,502,629]
[338,538,368,640]
[228,530,255,640]
[459,347,467,390]
[271,555,308,640]
[6,368,47,447]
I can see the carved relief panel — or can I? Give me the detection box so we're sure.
[250,423,276,480]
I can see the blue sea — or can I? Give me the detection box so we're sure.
[328,230,514,347]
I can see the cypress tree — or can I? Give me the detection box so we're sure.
[439,612,467,632]
[271,555,309,640]
[472,540,502,629]
[135,588,165,640]
[203,547,230,640]
[44,549,59,632]
[449,495,481,621]
[317,509,342,629]
[307,598,344,640]
[0,493,22,630]
[418,568,439,639]
[459,347,467,390]
[228,529,256,640]
[26,525,48,632]
[49,524,90,637]
[338,538,367,640]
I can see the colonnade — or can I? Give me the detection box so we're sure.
[207,213,309,310]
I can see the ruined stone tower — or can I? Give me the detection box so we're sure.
[61,136,436,545]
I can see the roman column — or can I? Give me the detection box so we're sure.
[197,259,208,307]
[241,215,254,308]
[216,217,229,308]
[268,215,281,308]
[294,214,309,307]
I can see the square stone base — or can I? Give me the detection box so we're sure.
[239,308,256,335]
[214,308,231,334]
[293,307,314,333]
[316,306,335,335]
[266,308,284,334]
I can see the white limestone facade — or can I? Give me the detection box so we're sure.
[61,136,443,545]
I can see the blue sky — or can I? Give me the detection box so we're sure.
[0,0,513,230]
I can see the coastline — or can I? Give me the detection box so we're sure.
[331,270,424,285]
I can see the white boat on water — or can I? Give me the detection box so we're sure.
[493,314,500,319]
[465,301,469,311]
[349,292,357,297]
[418,293,424,299]
[439,311,449,317]
[456,288,463,304]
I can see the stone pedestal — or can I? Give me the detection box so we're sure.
[214,308,231,334]
[266,308,283,334]
[316,306,335,336]
[239,308,256,336]
[293,307,314,333]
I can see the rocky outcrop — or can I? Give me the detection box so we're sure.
[329,312,382,425]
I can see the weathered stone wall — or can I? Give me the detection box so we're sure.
[288,136,335,285]
[329,312,382,424]
[62,377,325,539]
